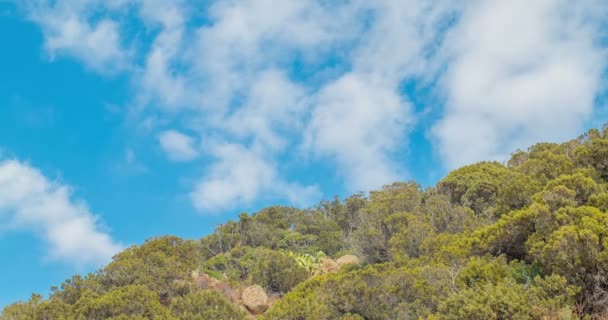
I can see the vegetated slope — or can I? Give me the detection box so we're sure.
[4,126,608,319]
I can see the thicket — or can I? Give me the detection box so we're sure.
[4,126,608,319]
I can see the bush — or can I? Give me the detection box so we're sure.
[72,285,172,319]
[170,290,246,320]
[251,249,309,294]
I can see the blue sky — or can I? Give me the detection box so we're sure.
[1,0,607,308]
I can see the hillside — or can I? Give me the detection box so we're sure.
[4,125,608,319]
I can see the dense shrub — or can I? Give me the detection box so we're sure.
[7,126,608,318]
[170,290,246,320]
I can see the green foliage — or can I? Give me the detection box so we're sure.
[544,172,601,204]
[319,194,366,237]
[350,182,422,263]
[266,263,454,320]
[200,246,309,292]
[289,251,326,276]
[100,236,200,299]
[251,249,309,294]
[0,294,70,320]
[517,145,575,183]
[436,276,577,320]
[386,212,435,262]
[201,246,259,283]
[580,138,608,178]
[421,192,477,234]
[201,206,347,258]
[438,162,508,217]
[9,125,608,319]
[438,161,541,219]
[339,313,365,320]
[72,285,171,319]
[169,290,246,320]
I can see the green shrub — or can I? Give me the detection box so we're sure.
[251,249,309,293]
[170,290,246,320]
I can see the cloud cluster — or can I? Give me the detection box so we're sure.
[21,0,608,212]
[26,0,130,73]
[190,143,320,212]
[305,74,411,192]
[433,0,608,168]
[0,159,122,265]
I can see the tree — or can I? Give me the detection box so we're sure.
[544,172,601,205]
[350,182,422,263]
[421,192,477,234]
[387,212,435,262]
[527,206,608,313]
[437,162,508,218]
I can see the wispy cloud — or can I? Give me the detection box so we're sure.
[0,159,123,265]
[190,143,320,212]
[26,0,130,73]
[20,0,608,211]
[305,0,456,192]
[158,130,199,162]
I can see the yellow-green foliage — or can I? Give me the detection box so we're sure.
[200,246,309,293]
[289,251,326,276]
[7,126,608,319]
[265,256,578,320]
[169,290,246,320]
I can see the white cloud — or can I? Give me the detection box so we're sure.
[21,0,608,212]
[158,130,199,162]
[221,69,308,150]
[304,0,456,191]
[189,70,319,211]
[26,0,130,72]
[352,0,457,80]
[22,0,456,205]
[135,1,194,110]
[433,0,608,168]
[190,143,320,212]
[184,0,353,113]
[161,0,348,210]
[305,73,411,192]
[135,0,329,113]
[0,159,122,265]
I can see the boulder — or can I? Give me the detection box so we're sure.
[242,285,268,314]
[336,255,361,267]
[321,258,340,273]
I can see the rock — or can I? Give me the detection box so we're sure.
[336,255,361,267]
[191,271,239,303]
[191,271,221,290]
[321,258,340,273]
[242,285,268,314]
